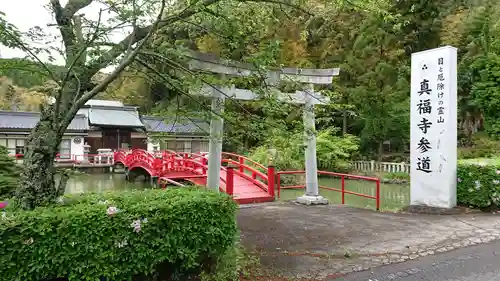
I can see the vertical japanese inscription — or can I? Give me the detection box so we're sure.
[415,65,433,173]
[436,57,446,172]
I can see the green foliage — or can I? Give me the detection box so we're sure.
[0,58,61,88]
[0,145,19,199]
[468,53,500,137]
[384,172,410,181]
[390,0,443,55]
[458,133,500,159]
[457,163,500,209]
[0,188,238,281]
[0,11,21,49]
[200,241,260,281]
[248,128,359,172]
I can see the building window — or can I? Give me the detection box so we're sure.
[200,141,209,153]
[192,140,201,153]
[175,141,185,152]
[2,138,25,156]
[15,146,24,155]
[184,141,192,153]
[166,140,176,151]
[59,139,71,159]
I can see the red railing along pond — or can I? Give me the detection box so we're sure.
[276,170,381,210]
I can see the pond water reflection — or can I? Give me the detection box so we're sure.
[64,173,147,194]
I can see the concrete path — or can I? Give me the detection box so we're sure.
[237,202,500,280]
[340,239,500,281]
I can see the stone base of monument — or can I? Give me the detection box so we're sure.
[296,195,328,205]
[403,204,479,215]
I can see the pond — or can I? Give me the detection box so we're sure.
[64,173,410,211]
[65,173,147,194]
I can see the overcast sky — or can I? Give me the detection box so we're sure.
[1,0,123,68]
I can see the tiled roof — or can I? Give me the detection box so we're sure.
[88,106,144,128]
[142,116,208,134]
[0,111,89,131]
[85,99,124,107]
[0,110,208,135]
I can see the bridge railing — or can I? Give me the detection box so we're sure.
[159,153,229,193]
[221,158,274,196]
[276,170,380,210]
[220,152,274,195]
[118,149,275,199]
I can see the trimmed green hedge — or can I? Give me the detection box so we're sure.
[0,188,238,281]
[457,163,500,209]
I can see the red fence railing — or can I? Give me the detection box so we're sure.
[276,170,381,210]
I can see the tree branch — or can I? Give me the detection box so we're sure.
[50,0,93,64]
[85,0,311,77]
[85,0,220,76]
[0,26,58,83]
[62,0,94,19]
[71,0,167,113]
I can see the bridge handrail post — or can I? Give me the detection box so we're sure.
[239,157,244,173]
[226,165,235,196]
[267,164,276,199]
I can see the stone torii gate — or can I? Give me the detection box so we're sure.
[187,52,339,204]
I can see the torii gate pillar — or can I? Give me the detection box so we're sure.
[206,86,225,191]
[297,84,328,205]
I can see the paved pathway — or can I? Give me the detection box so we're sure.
[340,239,500,280]
[237,202,500,280]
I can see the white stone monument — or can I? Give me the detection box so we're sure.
[410,46,458,208]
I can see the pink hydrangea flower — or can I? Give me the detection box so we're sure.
[130,219,141,233]
[107,206,119,216]
[0,201,8,209]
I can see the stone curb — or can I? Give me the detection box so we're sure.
[331,230,500,279]
[256,229,500,280]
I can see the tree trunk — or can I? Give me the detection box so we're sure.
[377,141,384,161]
[16,107,65,209]
[342,110,347,135]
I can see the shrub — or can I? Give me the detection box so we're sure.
[0,188,238,281]
[0,145,20,198]
[249,128,359,172]
[458,133,500,159]
[457,163,500,209]
[383,172,410,183]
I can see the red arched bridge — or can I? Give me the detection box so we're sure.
[112,149,381,207]
[114,149,276,204]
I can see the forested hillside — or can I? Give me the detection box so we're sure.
[1,0,499,160]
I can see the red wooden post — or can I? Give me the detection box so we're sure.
[226,166,234,196]
[276,173,281,198]
[202,157,208,174]
[376,179,381,211]
[267,165,275,199]
[341,175,345,205]
[239,157,244,173]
